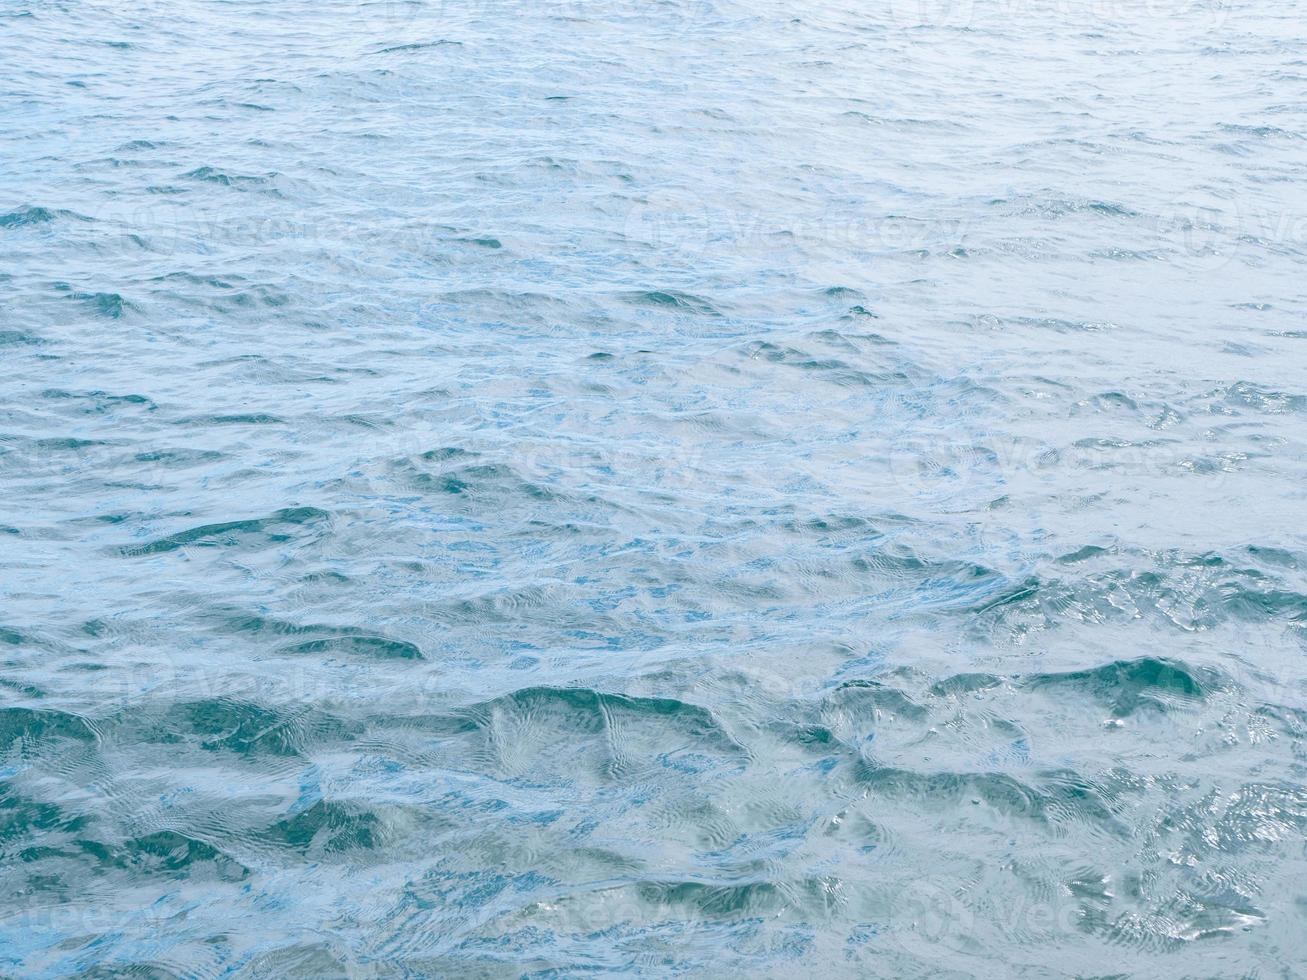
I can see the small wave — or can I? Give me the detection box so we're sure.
[117,506,331,556]
[0,205,87,227]
[262,799,386,854]
[0,706,99,746]
[1224,380,1307,414]
[0,329,44,347]
[1020,657,1213,717]
[108,697,355,758]
[376,40,464,54]
[620,289,720,315]
[182,166,282,192]
[65,291,133,318]
[281,634,425,660]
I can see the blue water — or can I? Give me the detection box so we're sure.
[3,0,1307,975]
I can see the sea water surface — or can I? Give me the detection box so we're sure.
[3,0,1307,975]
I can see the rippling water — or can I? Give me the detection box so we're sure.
[4,0,1307,974]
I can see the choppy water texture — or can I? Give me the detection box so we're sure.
[3,0,1307,975]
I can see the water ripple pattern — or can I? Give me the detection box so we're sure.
[3,0,1307,975]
